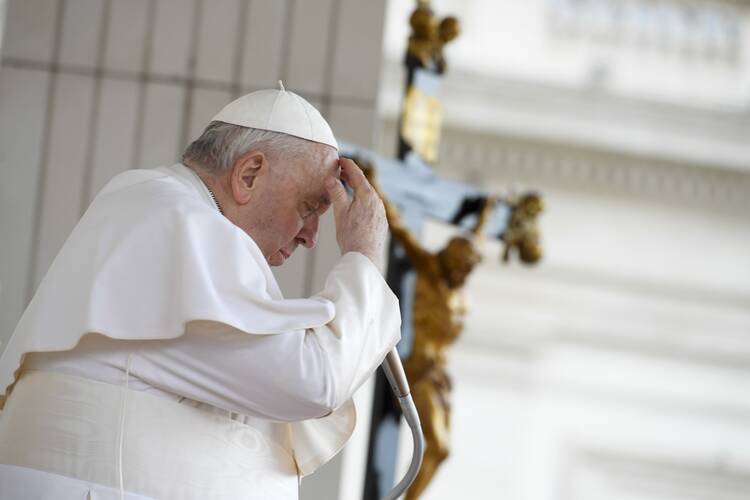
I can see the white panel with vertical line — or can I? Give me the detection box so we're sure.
[150,0,195,77]
[137,82,185,169]
[329,0,387,101]
[195,0,242,84]
[88,78,140,202]
[58,0,104,69]
[0,68,50,351]
[103,0,150,73]
[1,0,60,63]
[33,73,96,288]
[240,0,287,89]
[285,0,334,96]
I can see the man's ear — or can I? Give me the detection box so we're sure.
[230,150,265,205]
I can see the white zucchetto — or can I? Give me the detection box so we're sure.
[211,81,338,150]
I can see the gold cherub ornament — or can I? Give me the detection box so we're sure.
[407,0,460,73]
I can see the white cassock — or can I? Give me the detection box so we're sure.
[0,163,401,500]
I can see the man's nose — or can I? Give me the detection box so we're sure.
[299,215,319,249]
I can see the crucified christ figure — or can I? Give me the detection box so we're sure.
[359,160,492,499]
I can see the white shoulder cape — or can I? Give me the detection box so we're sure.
[0,164,366,476]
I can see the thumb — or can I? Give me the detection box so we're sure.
[325,177,349,215]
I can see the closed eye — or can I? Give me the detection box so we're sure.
[302,202,318,218]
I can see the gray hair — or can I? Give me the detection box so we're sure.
[182,121,310,174]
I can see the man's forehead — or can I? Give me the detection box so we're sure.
[304,158,337,206]
[320,163,338,197]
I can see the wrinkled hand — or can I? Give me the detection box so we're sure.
[325,158,388,274]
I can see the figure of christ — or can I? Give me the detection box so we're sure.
[361,162,492,499]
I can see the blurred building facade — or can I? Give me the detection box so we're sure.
[1,0,750,499]
[380,1,750,499]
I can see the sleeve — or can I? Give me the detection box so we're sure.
[309,252,402,407]
[129,252,401,422]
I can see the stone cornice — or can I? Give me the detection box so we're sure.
[379,119,750,213]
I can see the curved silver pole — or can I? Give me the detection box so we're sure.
[380,350,425,500]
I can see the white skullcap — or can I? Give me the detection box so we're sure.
[211,81,338,150]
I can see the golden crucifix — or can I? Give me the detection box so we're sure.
[361,162,494,499]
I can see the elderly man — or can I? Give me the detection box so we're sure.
[0,86,401,499]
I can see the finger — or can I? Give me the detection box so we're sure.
[339,158,371,197]
[325,176,349,217]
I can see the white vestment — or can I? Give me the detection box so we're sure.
[0,164,401,499]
